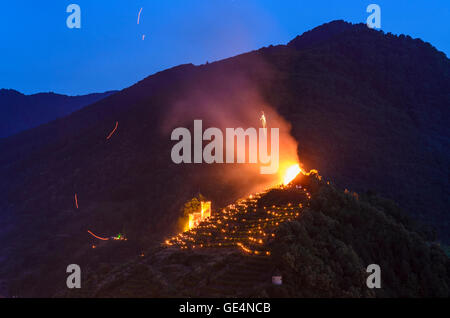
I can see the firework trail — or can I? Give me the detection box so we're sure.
[106,121,118,140]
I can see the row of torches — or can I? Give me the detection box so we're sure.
[164,185,312,256]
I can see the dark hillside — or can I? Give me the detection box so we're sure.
[0,89,117,138]
[263,21,449,240]
[62,173,450,298]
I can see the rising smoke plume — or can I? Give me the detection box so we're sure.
[161,57,301,195]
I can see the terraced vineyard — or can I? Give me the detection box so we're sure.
[164,185,312,256]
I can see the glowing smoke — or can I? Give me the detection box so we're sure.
[161,60,301,194]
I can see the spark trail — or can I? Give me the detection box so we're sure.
[87,230,109,241]
[106,121,118,140]
[137,8,142,24]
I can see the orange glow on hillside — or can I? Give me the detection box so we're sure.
[186,201,212,231]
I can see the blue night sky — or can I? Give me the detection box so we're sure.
[1,1,449,95]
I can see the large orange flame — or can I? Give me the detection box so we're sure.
[282,164,302,185]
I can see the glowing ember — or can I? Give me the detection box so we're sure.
[283,164,301,185]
